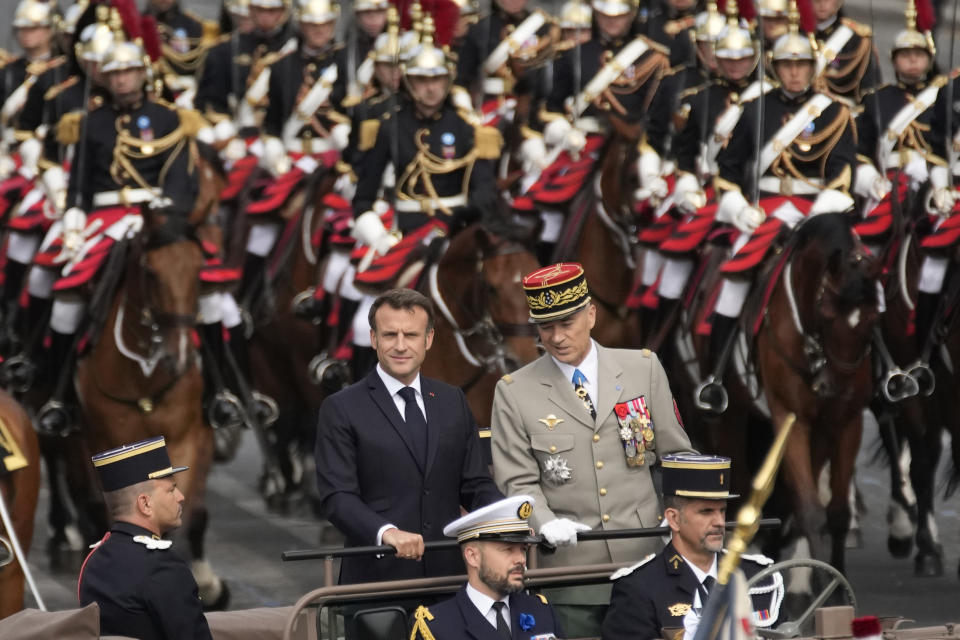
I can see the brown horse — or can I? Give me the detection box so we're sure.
[552,121,645,349]
[753,213,880,573]
[0,390,41,618]
[420,222,542,428]
[71,147,228,607]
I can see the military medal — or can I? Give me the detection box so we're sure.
[441,132,456,159]
[614,401,643,467]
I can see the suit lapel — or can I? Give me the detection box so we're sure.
[456,587,503,640]
[593,345,625,428]
[422,377,440,476]
[366,371,424,474]
[540,357,594,429]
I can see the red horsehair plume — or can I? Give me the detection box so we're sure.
[915,0,936,32]
[737,0,756,24]
[140,15,163,61]
[426,0,460,46]
[111,0,142,41]
[794,0,817,34]
[390,0,413,30]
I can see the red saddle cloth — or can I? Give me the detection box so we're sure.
[525,135,605,206]
[720,196,812,274]
[658,186,719,255]
[920,201,960,250]
[853,172,909,242]
[0,174,33,220]
[220,154,259,202]
[352,219,447,288]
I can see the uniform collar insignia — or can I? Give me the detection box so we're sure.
[538,415,564,430]
[668,602,692,617]
[133,535,172,550]
[668,554,683,571]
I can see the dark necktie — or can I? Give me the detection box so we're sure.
[397,386,427,467]
[572,368,597,419]
[700,575,716,608]
[491,601,511,640]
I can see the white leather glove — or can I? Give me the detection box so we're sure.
[717,190,765,233]
[854,163,890,201]
[636,150,667,201]
[903,153,929,190]
[0,154,16,179]
[54,207,90,264]
[732,204,766,233]
[222,138,248,163]
[353,210,399,255]
[519,136,548,174]
[809,188,855,216]
[334,172,357,200]
[564,128,586,155]
[674,172,706,214]
[928,166,957,215]
[539,517,591,547]
[330,123,351,152]
[544,118,572,148]
[259,136,291,177]
[41,166,68,216]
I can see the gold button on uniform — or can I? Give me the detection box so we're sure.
[602,514,610,522]
[596,461,604,469]
[592,434,600,442]
[549,446,557,453]
[599,488,607,496]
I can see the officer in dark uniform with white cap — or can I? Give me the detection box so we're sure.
[601,454,783,640]
[410,495,563,640]
[78,436,212,640]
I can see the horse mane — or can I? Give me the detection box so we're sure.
[789,213,875,311]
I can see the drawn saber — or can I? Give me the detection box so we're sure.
[0,487,46,610]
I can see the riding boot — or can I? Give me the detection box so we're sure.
[695,313,738,414]
[0,260,28,353]
[335,297,360,349]
[37,330,79,437]
[910,291,940,395]
[291,287,328,324]
[351,346,378,379]
[199,322,244,430]
[0,295,52,392]
[534,241,555,266]
[236,253,267,311]
[226,325,278,427]
[646,297,681,350]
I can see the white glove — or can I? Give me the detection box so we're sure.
[674,172,706,214]
[18,137,41,177]
[353,210,398,254]
[903,153,929,189]
[259,136,291,177]
[334,172,357,200]
[636,176,669,202]
[519,137,548,174]
[54,207,90,264]
[330,123,351,152]
[564,129,586,155]
[716,189,764,233]
[928,166,956,215]
[809,188,855,216]
[539,517,591,547]
[544,118,572,148]
[854,163,890,201]
[0,154,16,179]
[222,138,248,163]
[40,166,68,216]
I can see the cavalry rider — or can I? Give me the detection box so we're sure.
[219,0,255,35]
[35,39,200,434]
[2,0,62,134]
[696,0,856,414]
[349,18,502,375]
[344,0,389,104]
[756,0,790,52]
[143,0,214,84]
[455,0,557,126]
[641,0,700,67]
[449,0,480,50]
[811,0,879,105]
[194,0,295,121]
[643,0,762,344]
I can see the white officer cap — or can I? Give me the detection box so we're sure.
[443,495,540,544]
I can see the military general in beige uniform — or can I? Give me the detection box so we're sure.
[491,262,695,636]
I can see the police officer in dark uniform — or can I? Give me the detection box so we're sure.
[194,0,294,120]
[410,496,563,640]
[78,436,212,640]
[601,455,783,640]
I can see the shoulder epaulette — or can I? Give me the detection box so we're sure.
[410,605,435,640]
[474,124,503,159]
[56,111,84,146]
[841,17,871,37]
[932,75,949,89]
[740,552,775,566]
[359,118,380,151]
[44,75,79,101]
[610,553,656,580]
[177,108,210,137]
[500,373,513,384]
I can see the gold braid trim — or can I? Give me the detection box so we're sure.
[397,129,477,216]
[111,117,188,191]
[176,108,210,138]
[409,606,436,640]
[822,36,872,98]
[56,111,83,146]
[474,125,502,159]
[0,415,27,472]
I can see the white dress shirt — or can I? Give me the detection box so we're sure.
[681,552,719,640]
[466,584,511,632]
[374,363,427,545]
[550,339,599,408]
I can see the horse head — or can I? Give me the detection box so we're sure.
[431,221,541,377]
[131,204,204,376]
[788,212,880,397]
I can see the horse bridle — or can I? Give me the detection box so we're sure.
[428,241,537,390]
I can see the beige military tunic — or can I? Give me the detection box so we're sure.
[491,344,694,585]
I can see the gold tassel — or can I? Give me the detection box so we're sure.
[56,111,83,146]
[474,125,503,159]
[177,108,211,138]
[359,119,381,151]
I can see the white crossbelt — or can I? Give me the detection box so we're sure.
[394,194,467,213]
[285,136,338,155]
[878,81,942,169]
[757,176,823,195]
[92,187,157,207]
[816,24,855,76]
[482,11,546,75]
[573,37,650,118]
[483,77,511,96]
[759,93,834,177]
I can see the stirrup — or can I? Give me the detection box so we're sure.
[37,400,77,438]
[308,353,349,388]
[251,391,279,428]
[905,360,935,397]
[207,390,245,430]
[879,367,920,403]
[290,288,323,323]
[694,376,729,414]
[0,354,36,393]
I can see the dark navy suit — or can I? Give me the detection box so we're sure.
[413,586,563,640]
[315,370,503,584]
